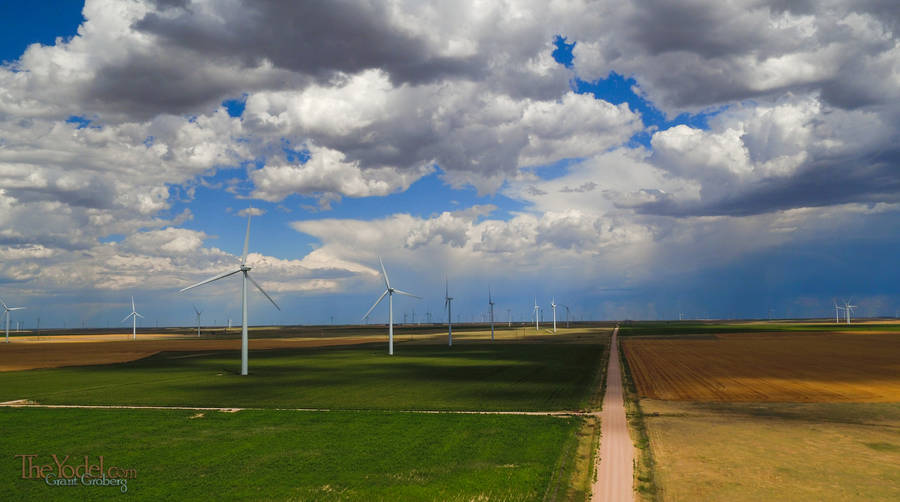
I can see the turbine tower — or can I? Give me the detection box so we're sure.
[488,287,495,342]
[179,209,280,375]
[1,297,25,343]
[445,279,454,347]
[362,257,420,355]
[551,298,558,333]
[533,298,540,332]
[832,300,843,324]
[122,296,143,341]
[193,304,202,337]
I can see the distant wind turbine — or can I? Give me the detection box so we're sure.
[362,257,420,355]
[488,287,495,341]
[843,299,856,325]
[179,209,280,375]
[445,279,454,347]
[533,298,540,332]
[193,304,202,337]
[1,297,25,343]
[832,299,843,324]
[122,296,143,341]
[551,298,558,333]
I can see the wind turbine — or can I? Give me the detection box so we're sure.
[533,298,540,332]
[562,305,571,328]
[179,210,280,375]
[844,299,856,325]
[832,300,844,324]
[445,279,454,347]
[193,304,202,337]
[551,298,558,333]
[1,297,25,343]
[122,296,143,341]
[506,308,511,327]
[488,287,495,341]
[362,257,420,355]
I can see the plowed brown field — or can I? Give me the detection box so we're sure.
[623,332,900,402]
[0,335,382,372]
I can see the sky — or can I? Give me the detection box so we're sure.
[1,0,899,328]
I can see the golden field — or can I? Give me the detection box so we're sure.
[642,400,900,502]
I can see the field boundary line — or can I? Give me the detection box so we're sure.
[0,402,601,416]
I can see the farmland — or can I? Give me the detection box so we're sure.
[641,400,900,502]
[0,336,606,411]
[0,407,579,501]
[619,321,900,501]
[622,330,900,402]
[0,326,610,501]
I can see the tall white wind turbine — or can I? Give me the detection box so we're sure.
[832,300,843,324]
[551,298,558,333]
[488,287,495,342]
[844,299,856,325]
[533,298,540,332]
[1,297,25,343]
[362,257,420,355]
[179,210,280,375]
[445,279,454,347]
[122,296,143,341]
[193,304,202,337]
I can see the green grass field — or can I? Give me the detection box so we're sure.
[1,333,610,501]
[0,342,604,411]
[0,407,579,501]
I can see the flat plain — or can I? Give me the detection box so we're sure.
[641,400,900,502]
[0,326,610,501]
[622,327,900,402]
[619,321,900,501]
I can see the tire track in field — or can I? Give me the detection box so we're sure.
[0,400,599,417]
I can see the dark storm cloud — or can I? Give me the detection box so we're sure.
[625,1,773,59]
[626,149,900,217]
[85,53,263,118]
[133,0,481,85]
[577,0,900,112]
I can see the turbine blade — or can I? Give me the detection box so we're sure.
[241,210,252,266]
[8,307,25,311]
[363,289,389,320]
[379,256,390,290]
[178,268,242,293]
[392,289,421,299]
[246,273,281,311]
[131,296,135,311]
[122,313,133,323]
[135,312,144,319]
[193,304,200,315]
[0,297,6,309]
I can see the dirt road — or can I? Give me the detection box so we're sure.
[592,326,634,501]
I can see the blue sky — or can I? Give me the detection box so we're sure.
[0,1,898,328]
